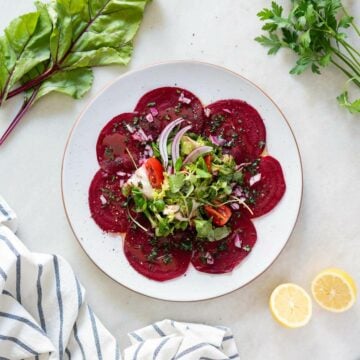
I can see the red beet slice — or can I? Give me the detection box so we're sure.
[96,112,151,174]
[242,156,286,218]
[89,170,131,233]
[134,87,205,136]
[203,99,266,163]
[191,213,257,274]
[124,217,193,281]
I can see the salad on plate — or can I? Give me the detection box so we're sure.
[89,87,286,281]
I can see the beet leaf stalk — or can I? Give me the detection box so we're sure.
[0,0,150,146]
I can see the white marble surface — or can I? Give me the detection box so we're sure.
[0,1,359,359]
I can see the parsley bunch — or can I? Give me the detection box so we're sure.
[256,0,360,114]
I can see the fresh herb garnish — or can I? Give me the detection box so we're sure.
[255,0,360,114]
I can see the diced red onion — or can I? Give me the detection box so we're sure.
[100,194,107,205]
[132,127,149,142]
[145,144,153,157]
[233,187,244,197]
[234,234,242,248]
[209,135,226,146]
[178,92,191,104]
[183,146,213,165]
[230,202,240,210]
[158,118,184,168]
[145,113,154,123]
[149,107,158,116]
[171,125,192,168]
[204,108,211,117]
[205,252,214,265]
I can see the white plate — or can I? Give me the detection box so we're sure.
[62,61,302,301]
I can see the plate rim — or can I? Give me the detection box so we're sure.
[61,60,303,302]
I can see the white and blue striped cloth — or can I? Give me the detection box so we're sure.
[0,196,240,360]
[124,320,240,360]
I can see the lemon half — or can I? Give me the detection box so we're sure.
[311,268,357,313]
[270,283,312,328]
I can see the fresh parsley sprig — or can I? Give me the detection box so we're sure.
[0,0,150,145]
[255,0,360,114]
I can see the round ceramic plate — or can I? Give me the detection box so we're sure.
[62,61,302,301]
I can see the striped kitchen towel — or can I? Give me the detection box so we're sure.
[0,196,240,359]
[124,319,240,360]
[0,197,120,359]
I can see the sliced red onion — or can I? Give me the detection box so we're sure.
[178,92,191,104]
[223,108,232,114]
[116,171,127,176]
[119,179,125,187]
[235,162,251,170]
[183,146,213,165]
[249,173,261,186]
[171,125,192,167]
[204,108,211,117]
[158,118,184,168]
[209,135,226,146]
[145,113,154,123]
[230,202,240,210]
[149,107,158,116]
[234,234,242,248]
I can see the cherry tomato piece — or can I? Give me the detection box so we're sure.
[204,204,232,226]
[204,154,212,172]
[145,157,164,189]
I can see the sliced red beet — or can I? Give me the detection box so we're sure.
[96,112,151,174]
[134,87,205,136]
[242,156,286,218]
[89,170,131,233]
[203,99,266,163]
[124,217,193,281]
[191,213,257,274]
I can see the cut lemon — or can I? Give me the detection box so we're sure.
[270,283,312,328]
[311,268,357,313]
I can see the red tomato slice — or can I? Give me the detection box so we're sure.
[204,154,212,172]
[145,157,164,189]
[204,204,232,226]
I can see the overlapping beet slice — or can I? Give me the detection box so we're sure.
[191,213,257,274]
[242,156,286,218]
[124,217,193,281]
[89,170,132,233]
[134,86,205,136]
[203,99,266,163]
[96,112,152,174]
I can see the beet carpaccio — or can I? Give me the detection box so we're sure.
[89,87,286,281]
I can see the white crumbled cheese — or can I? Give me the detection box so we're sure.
[126,165,154,199]
[126,124,136,133]
[249,173,262,187]
[99,195,107,205]
[116,171,127,176]
[163,205,180,215]
[204,108,211,117]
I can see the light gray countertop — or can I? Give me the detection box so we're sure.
[0,1,359,359]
